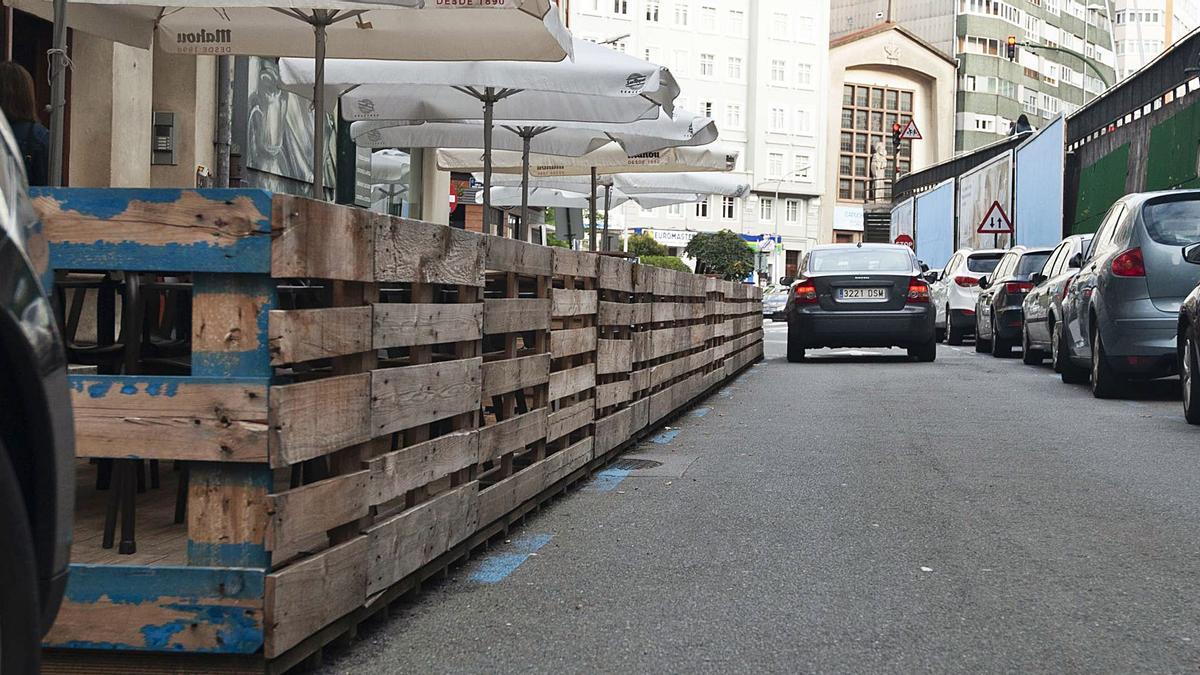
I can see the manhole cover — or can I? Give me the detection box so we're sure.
[609,458,663,471]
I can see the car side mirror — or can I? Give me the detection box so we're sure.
[922,271,939,283]
[978,276,990,289]
[779,276,795,286]
[1184,243,1200,265]
[1030,272,1047,285]
[1068,252,1083,269]
[919,261,930,273]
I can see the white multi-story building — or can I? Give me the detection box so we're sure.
[567,0,829,280]
[1112,0,1200,80]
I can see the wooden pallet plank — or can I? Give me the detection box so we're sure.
[485,235,553,277]
[552,248,599,278]
[547,399,594,442]
[595,380,631,409]
[551,288,598,317]
[370,358,483,437]
[596,339,632,375]
[187,463,271,567]
[265,536,368,659]
[482,298,551,335]
[598,256,634,293]
[375,217,486,286]
[33,187,274,273]
[551,327,597,360]
[269,306,373,366]
[549,363,595,402]
[268,471,370,565]
[481,353,550,398]
[479,408,547,463]
[364,483,479,597]
[271,195,375,282]
[69,375,268,462]
[44,564,265,653]
[373,302,483,349]
[594,406,633,454]
[367,430,479,506]
[598,301,636,327]
[269,373,372,468]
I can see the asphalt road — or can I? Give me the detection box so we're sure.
[317,320,1200,674]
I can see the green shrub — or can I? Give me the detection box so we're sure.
[639,255,691,273]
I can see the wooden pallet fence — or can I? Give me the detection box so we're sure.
[35,187,762,671]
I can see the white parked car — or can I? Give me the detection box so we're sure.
[929,248,1005,344]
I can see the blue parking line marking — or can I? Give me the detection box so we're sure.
[469,534,554,584]
[650,429,681,444]
[690,407,710,418]
[585,468,631,492]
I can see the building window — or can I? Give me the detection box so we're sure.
[771,59,786,82]
[667,203,683,217]
[786,199,801,222]
[701,100,713,117]
[797,63,812,86]
[770,107,786,131]
[771,12,789,40]
[760,197,774,221]
[725,103,742,129]
[795,108,811,133]
[838,83,913,202]
[794,154,811,178]
[699,53,714,77]
[700,5,716,31]
[722,196,735,219]
[613,0,627,14]
[728,9,745,34]
[673,49,688,76]
[696,198,710,218]
[768,152,784,177]
[675,2,689,25]
[728,56,743,80]
[645,0,659,21]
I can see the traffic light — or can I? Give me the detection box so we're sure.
[892,122,902,151]
[1007,35,1017,61]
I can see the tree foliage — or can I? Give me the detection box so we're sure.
[684,229,754,281]
[628,232,669,257]
[546,232,571,249]
[639,255,690,273]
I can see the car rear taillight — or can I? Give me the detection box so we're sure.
[1059,274,1077,301]
[794,282,818,304]
[954,275,979,288]
[1112,247,1146,277]
[907,278,930,303]
[1005,281,1034,294]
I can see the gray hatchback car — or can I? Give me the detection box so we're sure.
[1060,191,1200,397]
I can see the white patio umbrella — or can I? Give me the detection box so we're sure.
[368,148,409,214]
[441,143,738,250]
[481,186,706,210]
[353,110,716,236]
[487,172,751,198]
[279,37,680,231]
[14,0,572,190]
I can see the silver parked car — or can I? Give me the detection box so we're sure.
[762,285,788,321]
[1021,234,1094,368]
[1060,191,1200,397]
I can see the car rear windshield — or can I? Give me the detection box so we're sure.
[808,248,913,273]
[1143,199,1200,246]
[1016,252,1052,276]
[966,254,1001,273]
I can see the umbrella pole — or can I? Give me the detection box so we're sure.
[588,167,598,252]
[602,185,611,252]
[47,0,68,186]
[483,87,495,236]
[520,130,531,242]
[311,13,329,199]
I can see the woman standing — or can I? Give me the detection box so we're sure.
[0,62,49,186]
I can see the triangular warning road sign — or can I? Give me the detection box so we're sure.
[977,200,1013,234]
[899,119,922,140]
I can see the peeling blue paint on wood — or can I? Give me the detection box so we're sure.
[69,375,268,398]
[186,541,271,569]
[48,240,273,274]
[31,187,272,222]
[63,564,264,603]
[192,351,271,378]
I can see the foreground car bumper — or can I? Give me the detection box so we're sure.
[790,305,935,348]
[948,308,976,331]
[1102,315,1179,378]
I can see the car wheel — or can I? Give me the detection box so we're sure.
[946,307,964,346]
[1059,321,1089,384]
[1050,320,1064,373]
[974,313,991,353]
[1183,335,1200,424]
[1090,326,1123,399]
[1022,324,1045,365]
[908,338,937,362]
[0,439,42,675]
[935,324,946,342]
[990,317,1011,357]
[786,323,805,363]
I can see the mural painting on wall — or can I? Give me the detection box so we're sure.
[957,150,1013,250]
[246,57,335,195]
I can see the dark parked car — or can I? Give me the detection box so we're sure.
[974,246,1054,357]
[785,243,936,362]
[1021,234,1094,368]
[0,115,74,672]
[1176,244,1200,423]
[1061,191,1200,397]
